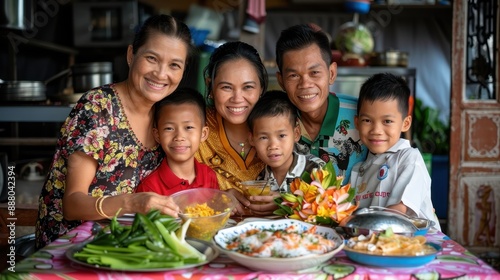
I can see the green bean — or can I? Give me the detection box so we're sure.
[90,234,118,246]
[131,213,141,232]
[145,240,174,253]
[85,244,143,253]
[99,256,184,269]
[147,209,161,221]
[122,235,147,247]
[137,213,165,248]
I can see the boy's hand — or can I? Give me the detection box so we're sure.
[226,188,251,216]
[246,192,280,216]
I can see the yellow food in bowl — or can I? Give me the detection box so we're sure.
[182,203,231,241]
[185,203,221,217]
[241,181,271,204]
[171,188,236,241]
[245,185,271,196]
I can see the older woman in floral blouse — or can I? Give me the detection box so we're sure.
[35,14,194,249]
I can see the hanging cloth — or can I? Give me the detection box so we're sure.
[246,0,266,24]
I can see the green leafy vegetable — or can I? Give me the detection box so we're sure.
[73,209,203,269]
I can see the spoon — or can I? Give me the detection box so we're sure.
[256,179,273,195]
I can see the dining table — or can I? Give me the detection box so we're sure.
[1,219,499,280]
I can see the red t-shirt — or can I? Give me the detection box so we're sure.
[136,158,219,195]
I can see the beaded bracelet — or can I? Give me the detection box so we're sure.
[95,195,112,219]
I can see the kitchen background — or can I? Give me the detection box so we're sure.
[5,0,499,270]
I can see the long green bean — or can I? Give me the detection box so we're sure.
[72,209,203,269]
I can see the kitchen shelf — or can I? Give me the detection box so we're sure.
[0,106,72,122]
[268,2,452,15]
[0,106,71,161]
[0,138,57,146]
[337,66,416,76]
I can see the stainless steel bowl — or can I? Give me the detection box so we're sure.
[340,209,418,237]
[370,50,409,67]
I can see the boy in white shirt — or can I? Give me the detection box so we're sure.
[350,73,441,231]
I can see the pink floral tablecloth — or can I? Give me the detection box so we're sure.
[2,221,500,280]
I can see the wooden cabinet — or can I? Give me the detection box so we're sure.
[0,203,38,246]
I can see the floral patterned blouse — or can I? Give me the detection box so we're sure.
[35,84,163,249]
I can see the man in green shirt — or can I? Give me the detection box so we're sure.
[275,23,368,183]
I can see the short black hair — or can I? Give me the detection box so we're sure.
[275,24,332,73]
[247,90,298,131]
[154,88,206,127]
[357,73,410,117]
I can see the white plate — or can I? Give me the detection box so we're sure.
[237,216,281,225]
[213,219,344,272]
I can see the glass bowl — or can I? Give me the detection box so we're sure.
[241,180,271,203]
[170,188,236,241]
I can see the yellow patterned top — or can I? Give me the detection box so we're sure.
[195,108,265,192]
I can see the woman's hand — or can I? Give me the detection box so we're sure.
[63,151,180,220]
[125,192,180,218]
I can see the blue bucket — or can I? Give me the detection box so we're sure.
[189,27,210,47]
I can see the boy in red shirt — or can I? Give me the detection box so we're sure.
[136,88,219,195]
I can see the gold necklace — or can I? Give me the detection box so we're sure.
[238,142,246,158]
[228,137,249,158]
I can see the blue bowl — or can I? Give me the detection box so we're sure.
[344,1,371,14]
[344,242,441,267]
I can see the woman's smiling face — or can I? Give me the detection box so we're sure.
[212,58,263,125]
[128,32,188,104]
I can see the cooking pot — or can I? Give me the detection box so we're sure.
[370,50,408,67]
[72,62,113,93]
[0,80,46,101]
[0,0,33,30]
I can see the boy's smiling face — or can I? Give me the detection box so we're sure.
[249,114,301,175]
[153,103,209,165]
[355,98,412,154]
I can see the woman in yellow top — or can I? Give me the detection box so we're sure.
[195,41,272,216]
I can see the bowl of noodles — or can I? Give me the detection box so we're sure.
[171,188,236,241]
[343,228,441,267]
